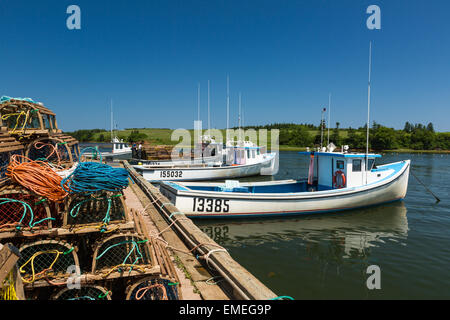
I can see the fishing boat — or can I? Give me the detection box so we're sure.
[133,143,277,182]
[130,135,224,166]
[158,149,410,218]
[100,137,132,159]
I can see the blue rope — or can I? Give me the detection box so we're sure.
[61,162,129,194]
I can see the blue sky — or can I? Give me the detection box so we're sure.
[1,0,449,131]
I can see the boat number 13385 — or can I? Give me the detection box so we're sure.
[193,197,230,212]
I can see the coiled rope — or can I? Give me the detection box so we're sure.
[61,148,129,194]
[6,155,68,202]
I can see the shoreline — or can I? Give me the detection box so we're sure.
[78,142,450,154]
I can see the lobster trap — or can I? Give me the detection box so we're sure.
[63,191,130,232]
[125,276,180,300]
[0,184,54,235]
[51,285,111,300]
[18,240,79,286]
[91,233,155,278]
[25,137,75,170]
[0,132,24,186]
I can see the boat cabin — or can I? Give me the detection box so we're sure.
[299,151,383,190]
[112,137,131,154]
[225,141,265,166]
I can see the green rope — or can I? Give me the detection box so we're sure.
[96,239,148,274]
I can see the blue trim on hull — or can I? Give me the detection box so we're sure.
[187,198,404,219]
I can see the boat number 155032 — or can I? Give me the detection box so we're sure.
[193,197,230,213]
[160,170,183,178]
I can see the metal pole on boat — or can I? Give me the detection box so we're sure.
[327,93,331,148]
[110,99,113,142]
[197,82,201,121]
[366,41,372,185]
[208,80,211,130]
[320,108,324,150]
[227,75,230,141]
[238,92,242,143]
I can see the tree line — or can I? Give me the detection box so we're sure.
[66,122,450,151]
[242,121,450,151]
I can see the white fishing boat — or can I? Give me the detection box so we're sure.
[132,135,224,166]
[159,150,410,218]
[133,143,277,182]
[100,137,132,158]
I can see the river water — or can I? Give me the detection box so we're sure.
[194,152,450,299]
[81,143,450,299]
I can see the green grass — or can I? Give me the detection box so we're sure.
[85,128,449,154]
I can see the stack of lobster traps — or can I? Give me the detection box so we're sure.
[0,96,180,300]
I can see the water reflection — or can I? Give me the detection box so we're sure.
[196,201,408,260]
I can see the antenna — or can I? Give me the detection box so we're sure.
[226,75,230,140]
[197,83,200,121]
[238,92,242,142]
[110,99,113,142]
[207,80,211,130]
[366,41,372,184]
[320,107,325,150]
[327,93,331,147]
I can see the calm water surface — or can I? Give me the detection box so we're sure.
[82,143,450,299]
[194,152,450,299]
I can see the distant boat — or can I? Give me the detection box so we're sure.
[159,149,410,218]
[133,142,277,182]
[100,137,132,159]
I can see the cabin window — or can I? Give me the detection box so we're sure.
[246,149,250,158]
[336,160,344,170]
[367,159,375,171]
[352,159,362,172]
[252,150,255,158]
[257,149,260,155]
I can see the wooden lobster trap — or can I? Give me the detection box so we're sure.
[25,136,77,170]
[17,240,79,287]
[0,184,55,238]
[51,285,111,300]
[125,276,181,300]
[63,191,132,233]
[0,98,61,144]
[0,132,24,187]
[91,233,158,279]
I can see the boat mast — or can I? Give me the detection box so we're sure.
[366,41,372,184]
[110,99,113,142]
[320,108,325,150]
[208,80,211,131]
[327,93,331,148]
[197,83,201,122]
[238,92,242,143]
[226,75,230,141]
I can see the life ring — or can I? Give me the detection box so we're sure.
[333,170,346,189]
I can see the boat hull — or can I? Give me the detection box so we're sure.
[134,153,276,182]
[159,160,410,218]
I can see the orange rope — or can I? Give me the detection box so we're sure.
[33,142,61,166]
[6,155,68,202]
[135,283,168,300]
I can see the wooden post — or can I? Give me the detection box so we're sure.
[0,243,21,285]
